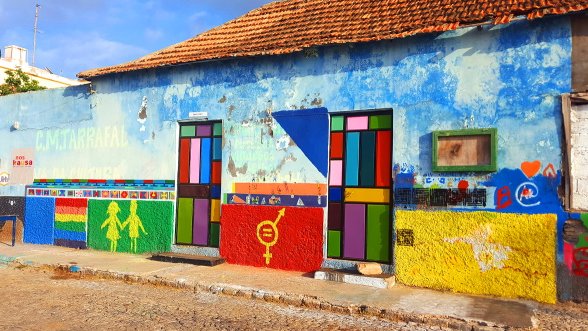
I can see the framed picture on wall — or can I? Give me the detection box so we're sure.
[432,128,497,172]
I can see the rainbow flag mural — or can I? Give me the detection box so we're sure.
[54,198,88,249]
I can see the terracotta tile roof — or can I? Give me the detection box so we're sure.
[78,0,588,78]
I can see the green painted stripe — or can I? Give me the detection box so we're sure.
[176,198,193,244]
[366,204,390,261]
[360,131,375,187]
[209,223,220,247]
[180,126,196,137]
[213,123,223,136]
[54,221,86,233]
[369,115,392,129]
[327,230,341,258]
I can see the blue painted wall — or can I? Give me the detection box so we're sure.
[23,197,55,244]
[0,15,580,298]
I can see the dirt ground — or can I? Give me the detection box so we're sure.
[533,301,588,331]
[0,266,448,331]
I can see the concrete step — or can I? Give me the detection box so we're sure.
[314,268,395,289]
[151,252,225,266]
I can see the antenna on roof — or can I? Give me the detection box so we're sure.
[32,3,41,66]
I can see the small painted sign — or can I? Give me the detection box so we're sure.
[188,111,208,119]
[0,172,9,186]
[10,148,35,184]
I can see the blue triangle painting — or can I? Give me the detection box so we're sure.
[272,107,329,177]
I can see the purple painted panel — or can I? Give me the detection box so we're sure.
[196,125,212,137]
[343,203,365,259]
[192,199,209,245]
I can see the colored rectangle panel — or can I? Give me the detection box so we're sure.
[360,131,375,187]
[327,230,341,258]
[213,138,222,160]
[366,205,390,261]
[179,139,191,183]
[210,199,220,222]
[192,199,209,245]
[176,198,193,244]
[329,160,343,186]
[209,222,220,247]
[369,115,392,129]
[177,185,209,198]
[55,220,86,232]
[180,126,196,137]
[345,132,360,186]
[213,122,222,136]
[344,204,365,259]
[196,125,212,137]
[189,138,201,183]
[330,132,344,158]
[328,202,342,230]
[331,116,344,131]
[347,116,368,130]
[376,131,392,187]
[211,185,221,199]
[23,197,55,245]
[54,228,86,241]
[211,161,221,184]
[200,138,211,184]
[345,188,390,203]
[329,187,342,202]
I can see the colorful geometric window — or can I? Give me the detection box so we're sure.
[176,121,222,247]
[327,112,393,263]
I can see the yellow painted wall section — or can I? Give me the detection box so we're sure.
[395,210,557,303]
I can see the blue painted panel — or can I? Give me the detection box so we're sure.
[345,132,360,186]
[213,138,222,160]
[211,185,221,199]
[329,187,342,202]
[23,197,55,244]
[53,228,86,241]
[200,138,211,184]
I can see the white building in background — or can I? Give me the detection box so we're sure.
[0,45,83,88]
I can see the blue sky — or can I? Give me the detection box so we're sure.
[0,0,274,79]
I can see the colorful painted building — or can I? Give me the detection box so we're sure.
[0,0,587,303]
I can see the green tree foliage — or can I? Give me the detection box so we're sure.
[0,69,46,96]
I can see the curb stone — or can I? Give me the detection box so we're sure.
[7,259,511,331]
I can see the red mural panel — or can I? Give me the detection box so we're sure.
[178,139,191,183]
[220,204,323,272]
[375,130,391,187]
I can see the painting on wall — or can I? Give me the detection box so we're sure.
[395,210,557,303]
[53,198,88,249]
[23,197,55,245]
[327,112,393,263]
[176,121,222,247]
[220,204,323,272]
[87,199,173,253]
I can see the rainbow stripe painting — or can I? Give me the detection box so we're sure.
[54,198,88,248]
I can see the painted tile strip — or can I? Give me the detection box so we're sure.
[176,198,193,244]
[376,130,391,187]
[179,139,191,183]
[345,132,360,186]
[344,203,365,259]
[233,183,327,196]
[366,204,390,261]
[192,198,209,245]
[200,138,211,184]
[190,138,201,184]
[360,131,375,187]
[345,188,390,203]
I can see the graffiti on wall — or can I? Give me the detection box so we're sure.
[220,205,323,272]
[564,213,588,278]
[395,210,557,303]
[88,199,172,254]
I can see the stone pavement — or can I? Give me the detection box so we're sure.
[0,244,537,330]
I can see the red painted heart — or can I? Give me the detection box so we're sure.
[521,160,541,178]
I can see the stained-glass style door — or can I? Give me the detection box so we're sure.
[176,121,222,247]
[327,112,392,263]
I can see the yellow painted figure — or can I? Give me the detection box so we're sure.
[101,202,123,252]
[121,200,147,253]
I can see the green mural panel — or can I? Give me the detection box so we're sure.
[327,230,341,257]
[181,126,196,137]
[87,199,173,254]
[331,116,344,131]
[369,115,392,129]
[366,204,390,261]
[176,198,193,244]
[209,222,220,247]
